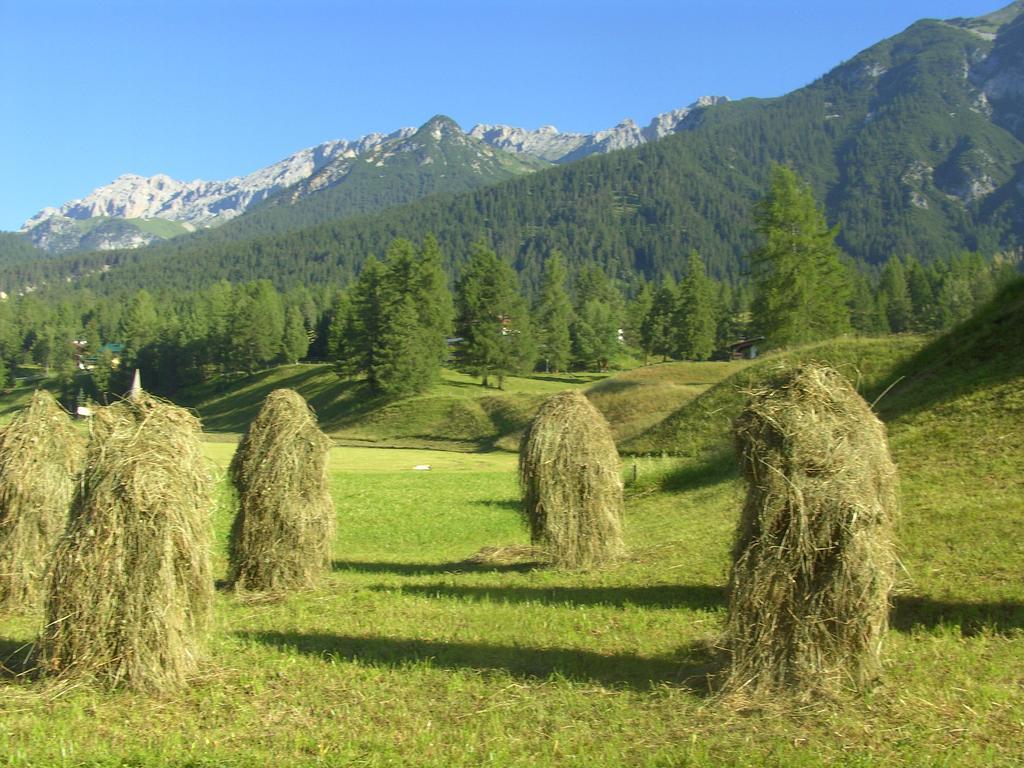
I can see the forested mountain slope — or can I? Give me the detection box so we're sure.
[5,5,1024,296]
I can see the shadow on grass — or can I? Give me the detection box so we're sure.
[586,379,645,396]
[238,630,722,693]
[658,451,737,493]
[0,636,35,678]
[532,374,606,386]
[332,559,539,576]
[891,597,1024,636]
[473,498,522,513]
[373,583,727,611]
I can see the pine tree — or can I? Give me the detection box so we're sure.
[120,289,159,366]
[624,281,654,355]
[371,238,452,397]
[455,243,535,388]
[414,235,455,371]
[750,165,851,347]
[904,255,937,331]
[534,251,574,372]
[570,264,623,370]
[671,252,717,360]
[340,258,383,381]
[281,307,309,364]
[229,281,285,372]
[849,271,887,335]
[879,256,912,333]
[325,290,352,371]
[641,278,676,361]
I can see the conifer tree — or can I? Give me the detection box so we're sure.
[671,251,717,360]
[455,243,534,388]
[904,255,937,331]
[750,165,851,347]
[534,251,574,372]
[641,278,676,361]
[624,281,654,355]
[339,258,383,381]
[879,256,912,333]
[570,264,623,370]
[120,289,160,366]
[371,238,453,397]
[414,235,456,369]
[849,271,887,335]
[281,307,309,364]
[325,290,352,367]
[229,281,285,372]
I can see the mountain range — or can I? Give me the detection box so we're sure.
[19,98,726,253]
[5,2,1024,296]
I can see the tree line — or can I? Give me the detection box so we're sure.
[0,168,1017,406]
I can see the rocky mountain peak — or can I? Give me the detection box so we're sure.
[21,98,730,253]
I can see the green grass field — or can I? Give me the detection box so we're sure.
[0,283,1022,766]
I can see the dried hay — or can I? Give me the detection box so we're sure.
[227,388,334,592]
[723,364,898,696]
[0,390,85,611]
[519,390,624,568]
[463,544,540,566]
[37,394,213,691]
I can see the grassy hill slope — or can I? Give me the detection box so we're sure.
[180,361,743,450]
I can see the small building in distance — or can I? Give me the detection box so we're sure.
[727,336,765,360]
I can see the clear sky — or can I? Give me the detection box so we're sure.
[0,0,1006,231]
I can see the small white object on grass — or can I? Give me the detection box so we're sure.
[413,465,432,471]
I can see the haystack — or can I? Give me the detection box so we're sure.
[722,364,898,696]
[0,390,85,611]
[519,390,624,568]
[227,388,334,592]
[37,394,213,691]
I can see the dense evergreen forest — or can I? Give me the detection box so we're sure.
[2,12,1024,409]
[5,16,1024,302]
[0,227,1011,407]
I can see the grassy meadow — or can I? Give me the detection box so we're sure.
[1,284,1023,766]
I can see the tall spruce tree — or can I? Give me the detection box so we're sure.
[624,281,654,354]
[455,243,534,388]
[325,290,352,368]
[750,165,851,347]
[671,251,717,360]
[641,277,676,361]
[879,256,913,333]
[414,235,455,371]
[534,251,574,372]
[570,264,623,370]
[281,307,309,364]
[370,238,454,397]
[339,258,384,381]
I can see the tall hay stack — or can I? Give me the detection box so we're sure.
[37,394,213,691]
[723,364,898,696]
[519,390,624,568]
[0,390,85,612]
[227,388,335,592]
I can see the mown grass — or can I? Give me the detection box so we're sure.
[180,365,609,448]
[0,285,1021,765]
[1,426,1021,766]
[182,361,741,451]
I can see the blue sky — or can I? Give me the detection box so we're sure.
[0,0,1005,231]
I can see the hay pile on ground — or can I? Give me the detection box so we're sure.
[0,390,85,612]
[37,394,213,691]
[723,364,898,696]
[227,388,334,592]
[519,390,624,568]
